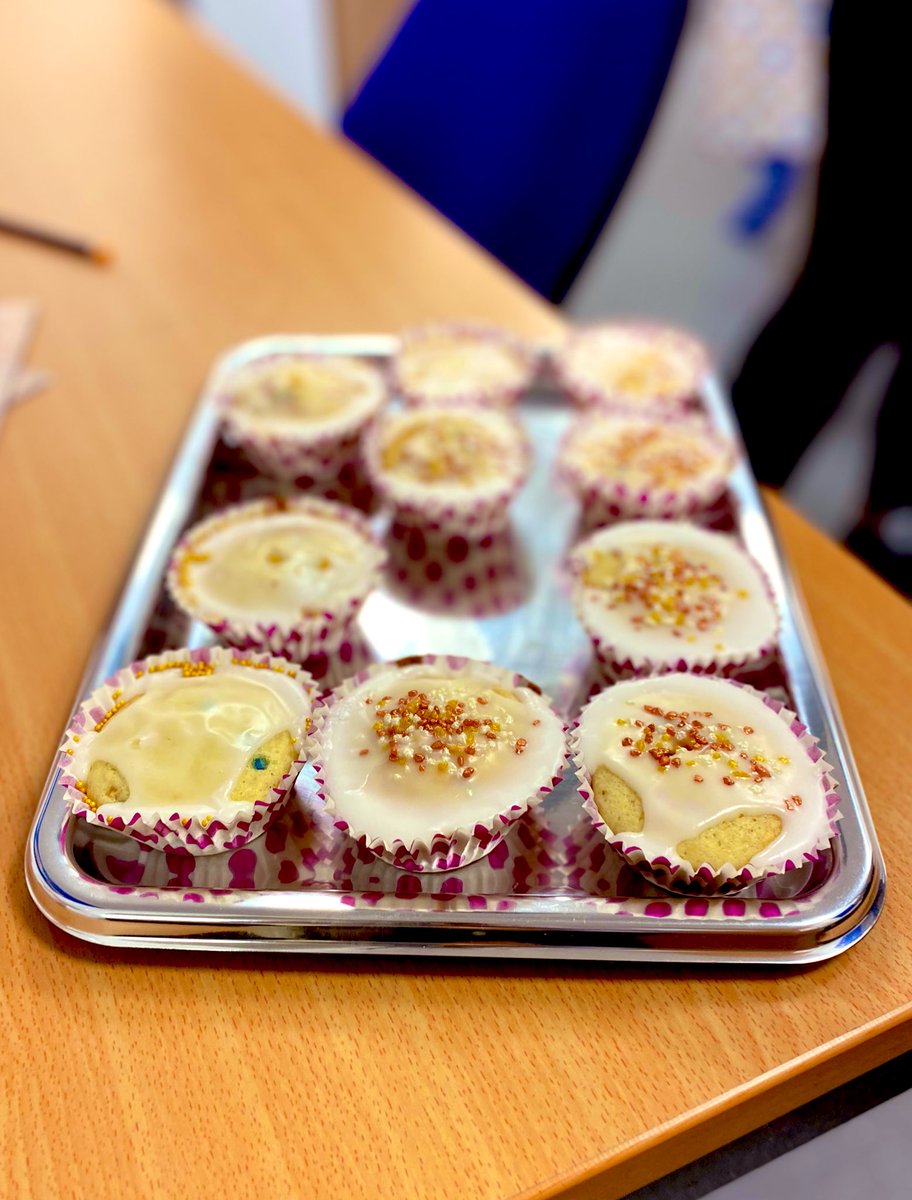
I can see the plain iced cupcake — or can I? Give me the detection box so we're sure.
[569,521,778,679]
[59,646,316,856]
[554,321,709,415]
[393,323,536,408]
[219,353,386,482]
[166,495,384,663]
[312,656,567,871]
[364,404,530,530]
[558,412,735,528]
[572,674,839,892]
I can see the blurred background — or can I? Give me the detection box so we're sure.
[185,0,906,595]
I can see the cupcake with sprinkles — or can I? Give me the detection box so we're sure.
[313,656,567,871]
[166,495,384,667]
[569,521,778,680]
[219,353,386,483]
[394,323,536,409]
[59,646,315,856]
[554,321,709,416]
[572,673,839,893]
[364,404,530,530]
[558,412,735,530]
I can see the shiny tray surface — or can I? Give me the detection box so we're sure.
[26,335,885,962]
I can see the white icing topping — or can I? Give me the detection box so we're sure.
[319,664,564,845]
[225,355,384,436]
[177,510,378,624]
[373,408,526,500]
[563,325,705,404]
[398,332,528,399]
[562,415,731,493]
[572,522,777,665]
[71,664,310,817]
[577,675,828,873]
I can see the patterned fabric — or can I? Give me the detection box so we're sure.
[699,0,829,161]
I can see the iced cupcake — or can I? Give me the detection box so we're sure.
[394,323,536,408]
[572,674,839,892]
[59,647,315,855]
[219,353,386,482]
[313,656,567,871]
[554,321,709,415]
[558,413,735,529]
[365,405,530,530]
[569,521,778,680]
[167,495,384,664]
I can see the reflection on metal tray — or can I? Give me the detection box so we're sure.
[25,335,885,963]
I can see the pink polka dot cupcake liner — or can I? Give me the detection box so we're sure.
[566,525,780,684]
[166,496,386,667]
[589,641,779,686]
[570,681,842,895]
[384,519,529,616]
[58,646,317,857]
[310,655,568,873]
[363,407,531,533]
[392,322,538,409]
[557,415,737,534]
[218,353,387,484]
[552,320,711,417]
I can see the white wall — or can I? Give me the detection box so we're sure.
[190,0,338,125]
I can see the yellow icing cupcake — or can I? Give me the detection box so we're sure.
[60,648,315,855]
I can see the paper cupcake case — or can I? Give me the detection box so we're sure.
[363,410,531,533]
[570,681,842,895]
[310,655,569,873]
[166,496,386,666]
[58,646,316,857]
[553,321,710,416]
[392,323,539,409]
[384,518,530,616]
[218,353,386,484]
[567,537,781,684]
[219,415,363,485]
[590,641,778,686]
[558,426,735,534]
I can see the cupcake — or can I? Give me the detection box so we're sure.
[572,674,839,893]
[365,405,530,531]
[313,656,566,871]
[166,495,384,664]
[394,323,536,408]
[59,647,315,855]
[558,413,735,529]
[554,321,709,415]
[384,519,529,617]
[219,353,386,483]
[569,521,778,680]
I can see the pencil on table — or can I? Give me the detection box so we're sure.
[0,213,113,264]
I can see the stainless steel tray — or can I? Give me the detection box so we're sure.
[26,334,886,963]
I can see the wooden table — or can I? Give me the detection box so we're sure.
[1,3,910,1198]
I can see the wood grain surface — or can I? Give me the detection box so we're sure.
[1,3,910,1199]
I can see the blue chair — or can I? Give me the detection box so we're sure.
[343,0,687,302]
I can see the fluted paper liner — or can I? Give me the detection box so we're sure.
[570,679,841,894]
[59,646,316,856]
[567,523,780,682]
[553,321,710,416]
[311,654,568,872]
[166,495,385,664]
[393,323,538,409]
[557,412,736,528]
[219,352,386,483]
[363,406,531,532]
